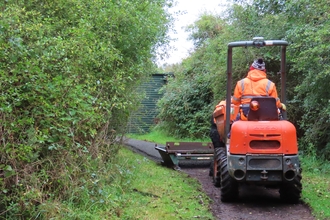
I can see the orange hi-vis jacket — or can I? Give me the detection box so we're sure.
[231,69,282,108]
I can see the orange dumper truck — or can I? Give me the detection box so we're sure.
[211,38,302,203]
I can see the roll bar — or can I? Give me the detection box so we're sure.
[225,37,288,142]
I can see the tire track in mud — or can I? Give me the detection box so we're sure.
[183,166,314,220]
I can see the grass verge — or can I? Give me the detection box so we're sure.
[36,147,214,220]
[127,129,209,145]
[300,155,330,220]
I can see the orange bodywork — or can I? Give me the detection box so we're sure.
[230,120,298,155]
[213,101,239,141]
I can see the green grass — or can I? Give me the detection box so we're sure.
[37,147,214,220]
[300,155,330,220]
[115,149,213,220]
[127,129,210,145]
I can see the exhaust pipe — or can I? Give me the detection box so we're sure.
[284,169,296,181]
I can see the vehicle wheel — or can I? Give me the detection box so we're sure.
[209,160,214,177]
[213,147,226,187]
[220,156,239,202]
[279,170,302,204]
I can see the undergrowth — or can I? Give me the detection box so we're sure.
[0,147,213,220]
[24,147,213,220]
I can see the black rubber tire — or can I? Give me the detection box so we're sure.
[209,161,214,177]
[212,147,226,187]
[209,114,226,185]
[279,169,302,204]
[220,156,239,202]
[209,115,225,148]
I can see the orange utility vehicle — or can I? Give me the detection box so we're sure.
[212,37,302,203]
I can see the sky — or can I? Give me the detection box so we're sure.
[157,0,229,66]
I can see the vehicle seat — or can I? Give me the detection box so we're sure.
[247,97,278,121]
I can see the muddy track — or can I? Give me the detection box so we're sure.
[181,164,314,220]
[124,140,315,220]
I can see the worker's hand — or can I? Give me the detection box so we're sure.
[281,103,286,111]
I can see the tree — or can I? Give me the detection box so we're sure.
[284,0,330,159]
[158,0,330,159]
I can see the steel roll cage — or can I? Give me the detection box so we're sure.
[225,38,288,142]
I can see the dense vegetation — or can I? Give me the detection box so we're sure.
[157,0,330,160]
[1,0,330,218]
[0,0,173,218]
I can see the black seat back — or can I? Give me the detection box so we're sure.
[247,97,278,121]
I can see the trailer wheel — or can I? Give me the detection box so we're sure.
[212,147,226,187]
[220,156,239,202]
[279,170,302,204]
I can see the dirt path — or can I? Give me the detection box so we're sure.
[182,166,315,220]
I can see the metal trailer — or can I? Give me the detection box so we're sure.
[155,142,214,170]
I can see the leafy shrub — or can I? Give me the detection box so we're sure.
[0,0,173,218]
[157,66,213,139]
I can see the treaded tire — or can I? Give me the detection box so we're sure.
[212,147,226,187]
[279,170,302,204]
[209,160,214,177]
[220,156,239,202]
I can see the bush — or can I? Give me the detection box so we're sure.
[0,0,173,217]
